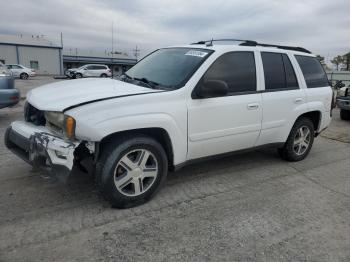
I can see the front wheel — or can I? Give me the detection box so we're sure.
[278,117,315,161]
[96,135,168,208]
[75,73,83,79]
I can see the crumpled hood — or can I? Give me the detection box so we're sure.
[27,78,161,111]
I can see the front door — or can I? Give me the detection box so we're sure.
[187,51,263,159]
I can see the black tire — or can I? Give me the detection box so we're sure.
[20,73,29,80]
[96,134,168,208]
[340,109,350,120]
[75,73,83,79]
[278,117,315,162]
[100,73,107,78]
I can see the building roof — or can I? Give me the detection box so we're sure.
[62,49,137,65]
[63,49,132,60]
[0,34,61,48]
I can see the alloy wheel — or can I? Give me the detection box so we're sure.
[114,149,158,197]
[293,125,311,156]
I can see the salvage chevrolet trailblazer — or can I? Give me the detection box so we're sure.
[5,39,333,208]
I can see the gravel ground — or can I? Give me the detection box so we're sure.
[1,77,350,261]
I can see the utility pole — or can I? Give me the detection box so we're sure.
[111,22,114,77]
[59,32,64,75]
[133,46,140,61]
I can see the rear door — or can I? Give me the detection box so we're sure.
[256,52,307,146]
[83,65,94,77]
[187,51,263,159]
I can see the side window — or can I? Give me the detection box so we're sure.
[261,52,299,91]
[202,51,256,95]
[295,55,329,88]
[282,54,298,88]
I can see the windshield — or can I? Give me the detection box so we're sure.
[125,48,213,89]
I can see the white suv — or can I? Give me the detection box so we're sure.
[5,39,333,208]
[66,64,112,79]
[6,64,36,79]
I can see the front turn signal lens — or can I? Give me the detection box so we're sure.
[64,115,76,139]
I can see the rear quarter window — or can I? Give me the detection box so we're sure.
[295,55,329,88]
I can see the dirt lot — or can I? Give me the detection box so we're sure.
[1,77,350,261]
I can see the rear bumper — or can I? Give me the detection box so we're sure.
[5,121,80,178]
[336,97,350,111]
[0,89,20,109]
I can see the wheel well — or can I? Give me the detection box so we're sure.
[99,128,174,170]
[297,111,321,132]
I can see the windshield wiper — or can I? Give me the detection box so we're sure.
[133,77,160,89]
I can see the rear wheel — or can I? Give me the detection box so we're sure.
[20,73,29,80]
[340,109,350,120]
[278,117,314,161]
[100,73,107,78]
[96,135,168,208]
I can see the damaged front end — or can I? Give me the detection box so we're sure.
[5,121,93,181]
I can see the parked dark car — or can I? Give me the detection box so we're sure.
[0,62,20,109]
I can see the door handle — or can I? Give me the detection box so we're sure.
[247,103,259,110]
[294,98,303,104]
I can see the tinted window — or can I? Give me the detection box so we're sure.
[282,54,298,88]
[262,53,285,90]
[92,65,106,70]
[295,55,329,88]
[202,51,256,94]
[262,52,299,90]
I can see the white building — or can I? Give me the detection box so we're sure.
[0,34,63,75]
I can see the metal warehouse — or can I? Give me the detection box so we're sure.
[0,34,138,75]
[0,34,63,75]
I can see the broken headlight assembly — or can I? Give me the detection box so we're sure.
[44,111,76,139]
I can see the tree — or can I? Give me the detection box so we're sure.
[316,55,328,70]
[343,52,350,71]
[331,55,345,71]
[316,55,325,64]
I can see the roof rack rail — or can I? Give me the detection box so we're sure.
[191,39,311,54]
[191,39,257,46]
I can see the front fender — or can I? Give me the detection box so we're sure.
[75,113,187,165]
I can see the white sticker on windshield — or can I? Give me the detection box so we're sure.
[185,50,208,57]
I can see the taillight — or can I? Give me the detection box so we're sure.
[10,95,19,102]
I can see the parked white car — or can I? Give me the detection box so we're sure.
[65,64,112,79]
[5,39,334,208]
[6,64,36,79]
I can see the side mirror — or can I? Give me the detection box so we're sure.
[196,80,228,98]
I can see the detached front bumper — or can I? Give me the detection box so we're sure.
[5,121,80,178]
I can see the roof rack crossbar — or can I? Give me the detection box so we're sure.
[191,38,311,54]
